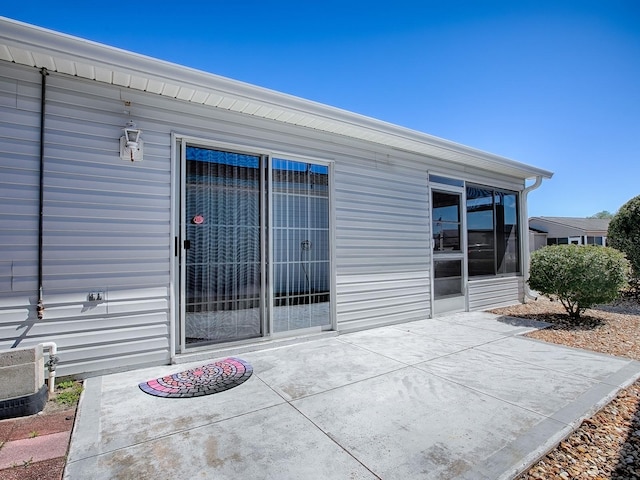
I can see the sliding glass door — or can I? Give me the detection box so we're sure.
[271,159,331,332]
[182,146,263,346]
[178,143,332,350]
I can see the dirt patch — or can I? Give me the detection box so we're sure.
[0,382,80,480]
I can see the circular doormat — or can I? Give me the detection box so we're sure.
[138,357,253,398]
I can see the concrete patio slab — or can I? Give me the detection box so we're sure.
[240,337,404,401]
[66,402,377,480]
[440,311,552,334]
[64,313,640,480]
[292,366,548,480]
[414,348,598,416]
[67,365,285,463]
[331,325,464,365]
[392,318,512,347]
[476,335,634,382]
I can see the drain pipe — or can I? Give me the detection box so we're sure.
[40,341,59,394]
[37,68,48,320]
[521,175,543,301]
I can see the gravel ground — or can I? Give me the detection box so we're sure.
[489,298,640,480]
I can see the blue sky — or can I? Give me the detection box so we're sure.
[3,1,639,217]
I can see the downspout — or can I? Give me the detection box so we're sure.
[37,68,48,320]
[521,175,543,301]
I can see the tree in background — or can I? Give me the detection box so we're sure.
[528,245,629,320]
[608,195,640,293]
[588,210,614,219]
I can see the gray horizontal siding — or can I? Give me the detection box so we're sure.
[335,162,430,274]
[0,63,171,376]
[0,70,39,297]
[468,276,524,311]
[2,61,529,376]
[335,161,431,330]
[337,272,431,332]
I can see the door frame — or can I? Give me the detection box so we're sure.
[170,135,336,355]
[267,151,337,338]
[429,179,468,316]
[176,138,267,352]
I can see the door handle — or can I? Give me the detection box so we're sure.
[184,239,191,250]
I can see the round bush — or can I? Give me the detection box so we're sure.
[528,244,629,319]
[608,194,640,277]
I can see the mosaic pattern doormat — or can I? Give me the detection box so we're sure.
[139,357,253,398]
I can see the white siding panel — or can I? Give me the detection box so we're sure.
[63,349,170,377]
[0,77,17,108]
[0,64,171,377]
[334,161,431,331]
[468,276,524,311]
[337,273,431,332]
[0,71,39,299]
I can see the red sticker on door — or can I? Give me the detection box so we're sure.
[192,215,204,225]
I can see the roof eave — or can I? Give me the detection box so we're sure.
[0,16,554,181]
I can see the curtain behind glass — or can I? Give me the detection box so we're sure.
[184,147,262,345]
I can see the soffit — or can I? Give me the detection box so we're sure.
[0,17,553,181]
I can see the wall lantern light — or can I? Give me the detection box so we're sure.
[119,120,143,162]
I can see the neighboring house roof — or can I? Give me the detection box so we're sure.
[529,217,610,235]
[0,17,554,182]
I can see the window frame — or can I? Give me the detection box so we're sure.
[466,183,521,278]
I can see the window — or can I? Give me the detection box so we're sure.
[467,184,520,276]
[432,191,462,252]
[429,174,464,188]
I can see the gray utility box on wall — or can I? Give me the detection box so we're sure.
[0,345,48,419]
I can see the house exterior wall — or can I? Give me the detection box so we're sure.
[0,64,172,376]
[529,220,584,238]
[1,62,529,377]
[529,231,548,252]
[335,160,431,332]
[468,276,524,311]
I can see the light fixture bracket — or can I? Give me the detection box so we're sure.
[119,120,144,162]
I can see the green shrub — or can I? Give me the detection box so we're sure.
[608,194,640,278]
[528,244,629,319]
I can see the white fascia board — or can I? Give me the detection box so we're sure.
[0,16,554,181]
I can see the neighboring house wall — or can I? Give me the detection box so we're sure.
[1,57,542,376]
[529,231,548,252]
[529,217,609,248]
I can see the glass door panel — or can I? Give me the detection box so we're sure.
[432,191,461,252]
[432,188,466,314]
[434,259,463,298]
[183,146,262,346]
[272,159,331,332]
